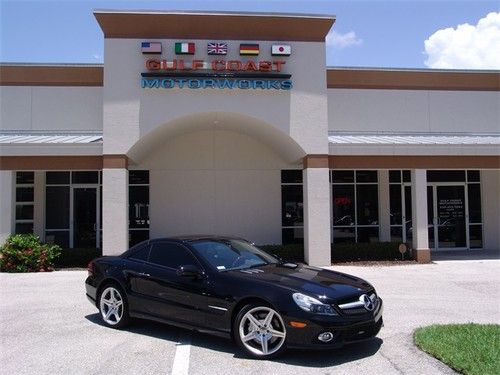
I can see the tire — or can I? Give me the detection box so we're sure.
[233,303,287,359]
[98,283,130,329]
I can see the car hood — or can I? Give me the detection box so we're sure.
[228,263,374,304]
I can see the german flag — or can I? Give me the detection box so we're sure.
[239,43,259,56]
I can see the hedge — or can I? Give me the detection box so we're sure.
[53,241,404,269]
[260,242,406,263]
[54,247,102,268]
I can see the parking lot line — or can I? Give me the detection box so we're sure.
[171,333,192,375]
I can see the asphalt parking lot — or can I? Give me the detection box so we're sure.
[1,259,499,375]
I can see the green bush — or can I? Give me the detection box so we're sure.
[55,247,102,268]
[0,234,61,273]
[332,242,403,262]
[259,244,305,262]
[259,242,405,263]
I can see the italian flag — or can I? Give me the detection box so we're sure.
[175,42,195,55]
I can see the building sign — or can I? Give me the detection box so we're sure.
[140,41,293,90]
[438,198,464,219]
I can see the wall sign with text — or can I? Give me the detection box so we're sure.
[139,41,293,90]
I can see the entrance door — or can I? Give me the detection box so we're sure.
[73,187,98,248]
[429,185,467,250]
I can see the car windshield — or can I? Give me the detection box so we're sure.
[190,239,278,272]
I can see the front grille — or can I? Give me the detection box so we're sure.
[336,293,378,315]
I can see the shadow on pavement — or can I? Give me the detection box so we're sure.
[85,313,383,366]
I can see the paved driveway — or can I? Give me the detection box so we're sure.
[1,259,499,375]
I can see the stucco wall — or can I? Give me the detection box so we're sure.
[139,129,287,245]
[103,38,329,156]
[327,89,500,133]
[1,86,102,131]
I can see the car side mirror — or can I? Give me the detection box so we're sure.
[176,264,202,279]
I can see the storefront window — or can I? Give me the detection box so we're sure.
[389,171,412,244]
[129,170,150,247]
[45,171,100,249]
[281,170,303,244]
[424,170,482,249]
[332,170,379,244]
[15,172,34,234]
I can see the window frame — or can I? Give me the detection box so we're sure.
[15,172,34,234]
[331,169,380,244]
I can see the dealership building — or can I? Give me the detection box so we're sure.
[0,10,499,265]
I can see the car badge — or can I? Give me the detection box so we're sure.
[360,294,375,311]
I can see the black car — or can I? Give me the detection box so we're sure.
[85,236,383,359]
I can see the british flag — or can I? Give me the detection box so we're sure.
[207,42,228,55]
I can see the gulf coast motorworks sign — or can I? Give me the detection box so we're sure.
[140,41,293,90]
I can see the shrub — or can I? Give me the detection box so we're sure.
[0,234,61,273]
[259,242,405,263]
[259,244,305,262]
[55,247,102,268]
[332,242,403,262]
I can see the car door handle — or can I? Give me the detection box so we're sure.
[127,270,150,278]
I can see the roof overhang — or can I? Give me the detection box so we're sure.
[94,10,335,41]
[0,132,103,156]
[329,132,500,156]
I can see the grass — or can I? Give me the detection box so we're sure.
[414,324,500,375]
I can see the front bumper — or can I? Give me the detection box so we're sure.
[85,277,98,307]
[284,298,383,349]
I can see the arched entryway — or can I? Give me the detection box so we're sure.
[127,112,306,245]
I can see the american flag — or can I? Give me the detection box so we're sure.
[207,42,228,55]
[141,42,162,54]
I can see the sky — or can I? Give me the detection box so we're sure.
[0,0,499,69]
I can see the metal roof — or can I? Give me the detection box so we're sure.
[328,133,500,145]
[0,132,103,144]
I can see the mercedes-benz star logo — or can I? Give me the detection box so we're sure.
[359,294,374,311]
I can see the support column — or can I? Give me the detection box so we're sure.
[378,170,391,242]
[0,171,14,244]
[411,169,430,263]
[102,155,128,255]
[33,171,45,240]
[303,156,331,266]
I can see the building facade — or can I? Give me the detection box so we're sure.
[1,11,499,266]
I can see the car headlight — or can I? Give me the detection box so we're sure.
[292,293,338,316]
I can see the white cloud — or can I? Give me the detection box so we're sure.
[326,29,362,49]
[424,12,500,69]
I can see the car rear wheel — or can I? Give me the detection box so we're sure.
[98,284,129,328]
[234,304,287,359]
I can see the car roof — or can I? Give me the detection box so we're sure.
[151,235,250,243]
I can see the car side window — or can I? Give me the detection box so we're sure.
[148,242,198,269]
[128,244,150,262]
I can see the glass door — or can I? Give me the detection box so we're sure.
[429,185,467,250]
[73,187,99,248]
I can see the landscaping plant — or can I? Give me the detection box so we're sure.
[0,234,61,273]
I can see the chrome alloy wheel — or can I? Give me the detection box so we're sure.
[238,306,286,356]
[99,287,124,325]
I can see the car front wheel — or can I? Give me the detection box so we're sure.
[234,304,287,359]
[98,284,129,328]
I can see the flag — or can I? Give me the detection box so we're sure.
[175,42,195,55]
[141,42,162,54]
[207,42,228,55]
[239,43,259,56]
[272,44,291,56]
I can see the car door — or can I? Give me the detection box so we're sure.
[121,243,152,314]
[136,241,208,327]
